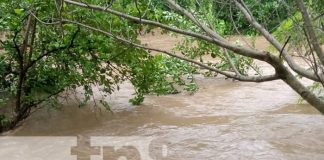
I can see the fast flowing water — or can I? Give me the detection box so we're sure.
[4,34,324,159]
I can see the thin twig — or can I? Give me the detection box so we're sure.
[134,0,142,22]
[279,36,291,59]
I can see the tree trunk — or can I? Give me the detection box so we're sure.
[284,73,324,113]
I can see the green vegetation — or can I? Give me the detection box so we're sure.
[0,0,197,131]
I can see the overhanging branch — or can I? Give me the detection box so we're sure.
[165,0,243,76]
[63,0,267,61]
[233,0,323,82]
[62,19,279,82]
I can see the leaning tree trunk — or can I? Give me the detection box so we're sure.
[8,13,37,131]
[266,53,324,114]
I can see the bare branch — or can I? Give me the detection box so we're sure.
[223,48,241,76]
[279,36,291,59]
[296,0,324,65]
[165,0,243,76]
[165,0,225,41]
[28,11,61,25]
[63,0,212,42]
[15,14,35,113]
[27,10,37,67]
[12,30,21,59]
[20,13,33,59]
[63,0,267,61]
[314,12,324,21]
[0,39,4,46]
[303,27,324,86]
[62,19,279,82]
[233,0,323,82]
[134,0,142,22]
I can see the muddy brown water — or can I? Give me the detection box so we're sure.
[3,33,324,159]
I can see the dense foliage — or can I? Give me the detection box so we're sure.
[0,0,197,131]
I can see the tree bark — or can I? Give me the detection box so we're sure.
[265,53,324,113]
[15,14,33,113]
[12,14,35,130]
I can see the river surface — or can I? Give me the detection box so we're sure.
[3,34,324,159]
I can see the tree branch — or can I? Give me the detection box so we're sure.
[12,30,22,60]
[303,27,324,86]
[63,0,267,61]
[25,27,80,71]
[233,0,323,82]
[165,0,225,41]
[296,0,324,65]
[165,0,244,76]
[279,36,291,59]
[27,10,37,68]
[62,19,279,82]
[223,48,241,75]
[20,13,33,62]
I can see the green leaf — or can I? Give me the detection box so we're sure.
[14,9,23,15]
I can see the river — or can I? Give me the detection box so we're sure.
[3,33,324,159]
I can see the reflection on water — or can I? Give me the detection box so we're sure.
[6,75,324,159]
